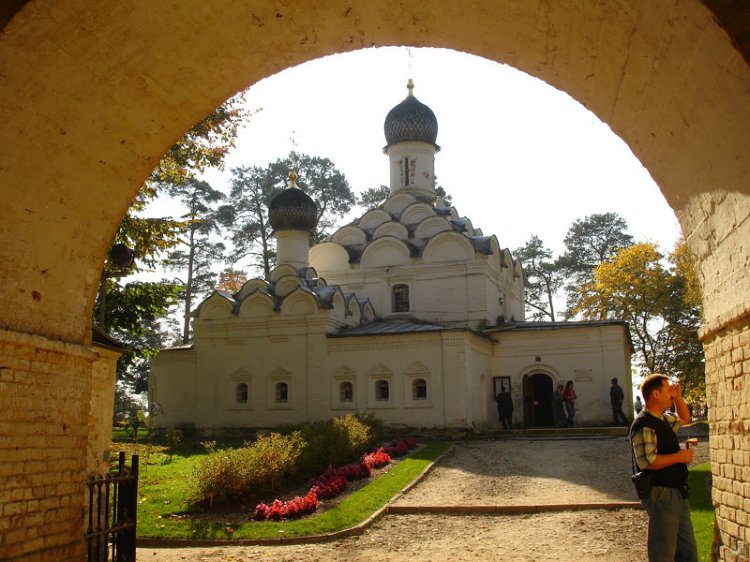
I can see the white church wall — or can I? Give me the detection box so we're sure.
[150,349,197,428]
[489,325,631,426]
[327,333,452,427]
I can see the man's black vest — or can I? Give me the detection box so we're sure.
[630,410,688,489]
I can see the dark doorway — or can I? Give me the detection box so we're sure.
[523,373,554,427]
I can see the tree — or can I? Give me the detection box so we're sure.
[358,185,390,209]
[514,235,565,321]
[573,241,705,398]
[114,95,247,271]
[98,95,248,411]
[434,184,452,206]
[166,179,226,343]
[287,153,356,241]
[558,212,633,317]
[150,95,247,186]
[217,165,280,278]
[98,281,181,411]
[217,268,248,294]
[665,240,705,399]
[220,153,355,275]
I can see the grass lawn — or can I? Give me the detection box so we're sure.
[130,441,450,540]
[112,427,150,441]
[689,462,715,562]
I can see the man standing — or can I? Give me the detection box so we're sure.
[630,374,697,562]
[498,386,514,430]
[610,377,629,425]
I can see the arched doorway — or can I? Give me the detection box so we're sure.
[522,373,554,428]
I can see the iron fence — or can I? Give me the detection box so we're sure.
[84,452,139,562]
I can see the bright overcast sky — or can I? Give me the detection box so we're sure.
[198,46,681,257]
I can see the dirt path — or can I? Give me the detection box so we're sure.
[136,436,710,562]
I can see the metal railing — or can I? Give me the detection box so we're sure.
[84,452,139,562]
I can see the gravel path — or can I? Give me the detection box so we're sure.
[136,435,710,562]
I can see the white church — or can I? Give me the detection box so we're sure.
[150,82,632,432]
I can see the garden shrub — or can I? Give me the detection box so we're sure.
[193,431,305,506]
[296,414,375,475]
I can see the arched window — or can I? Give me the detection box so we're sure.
[391,284,410,313]
[275,382,288,403]
[236,383,248,404]
[375,379,390,401]
[412,378,427,400]
[340,381,354,402]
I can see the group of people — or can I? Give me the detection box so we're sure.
[552,380,577,427]
[493,372,697,560]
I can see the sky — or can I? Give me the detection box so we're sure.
[193,46,681,262]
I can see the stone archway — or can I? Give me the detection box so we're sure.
[1,3,748,560]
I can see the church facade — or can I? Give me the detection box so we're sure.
[150,82,632,432]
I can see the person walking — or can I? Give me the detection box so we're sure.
[562,380,576,427]
[610,377,629,425]
[552,383,566,427]
[634,395,644,415]
[630,374,697,562]
[497,386,514,429]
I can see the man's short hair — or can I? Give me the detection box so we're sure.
[641,373,669,401]
[611,377,618,384]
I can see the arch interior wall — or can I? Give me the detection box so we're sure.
[1,2,749,559]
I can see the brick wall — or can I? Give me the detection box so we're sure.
[0,328,93,561]
[703,314,750,561]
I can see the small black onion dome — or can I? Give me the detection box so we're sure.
[383,79,440,151]
[268,172,319,232]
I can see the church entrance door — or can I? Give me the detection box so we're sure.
[522,373,554,428]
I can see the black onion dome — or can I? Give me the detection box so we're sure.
[383,80,439,150]
[269,186,318,232]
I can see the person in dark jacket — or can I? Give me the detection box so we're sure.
[610,377,629,425]
[495,386,514,429]
[630,374,697,562]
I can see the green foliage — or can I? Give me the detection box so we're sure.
[434,184,452,206]
[100,281,181,399]
[295,414,375,475]
[150,96,247,186]
[559,212,633,317]
[164,179,227,342]
[164,428,184,462]
[574,241,705,398]
[219,152,355,275]
[688,463,715,562]
[192,432,305,506]
[357,185,390,209]
[514,235,565,321]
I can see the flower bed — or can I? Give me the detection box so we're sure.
[252,438,418,521]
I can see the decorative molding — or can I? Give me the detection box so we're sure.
[404,361,431,376]
[368,363,393,377]
[269,367,292,379]
[229,368,253,381]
